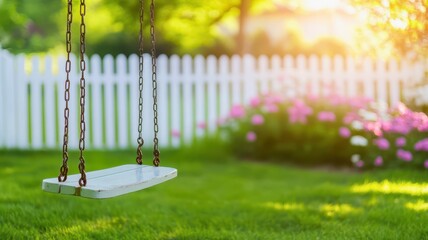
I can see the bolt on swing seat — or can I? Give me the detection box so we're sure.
[42,0,176,199]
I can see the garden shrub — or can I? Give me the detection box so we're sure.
[220,94,428,169]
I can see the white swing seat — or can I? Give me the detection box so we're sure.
[42,164,177,199]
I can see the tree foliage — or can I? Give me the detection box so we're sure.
[352,0,427,58]
[0,0,62,53]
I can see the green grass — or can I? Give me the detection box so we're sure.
[1,149,428,239]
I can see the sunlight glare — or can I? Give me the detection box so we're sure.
[301,0,341,10]
[405,200,428,212]
[351,181,428,196]
[264,202,305,211]
[321,203,360,217]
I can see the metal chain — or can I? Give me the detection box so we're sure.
[136,0,145,165]
[150,0,160,167]
[58,0,73,182]
[78,0,87,187]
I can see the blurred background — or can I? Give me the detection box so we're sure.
[1,1,428,238]
[1,0,427,58]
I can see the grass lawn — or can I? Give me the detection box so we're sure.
[1,149,428,239]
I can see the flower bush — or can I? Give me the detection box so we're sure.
[220,93,428,169]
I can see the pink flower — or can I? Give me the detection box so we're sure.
[197,122,206,129]
[265,104,279,113]
[414,138,428,151]
[397,149,412,162]
[381,121,392,132]
[307,94,318,102]
[339,127,351,138]
[374,156,383,166]
[348,96,371,109]
[318,111,336,122]
[230,105,245,118]
[251,114,264,125]
[264,94,283,105]
[328,94,346,106]
[216,118,226,126]
[355,160,364,168]
[250,97,261,108]
[343,112,359,124]
[288,100,313,123]
[394,102,410,115]
[247,131,256,142]
[424,160,428,169]
[395,137,406,147]
[364,121,383,137]
[373,138,390,150]
[171,129,180,138]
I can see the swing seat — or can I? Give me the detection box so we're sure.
[42,164,177,199]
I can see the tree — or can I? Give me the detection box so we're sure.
[0,0,62,53]
[351,0,427,58]
[0,0,275,55]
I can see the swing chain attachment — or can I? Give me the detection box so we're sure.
[78,0,87,187]
[58,0,73,182]
[136,0,145,165]
[150,0,160,167]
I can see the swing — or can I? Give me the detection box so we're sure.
[42,0,177,199]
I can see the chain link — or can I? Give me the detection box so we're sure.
[150,0,160,167]
[58,0,73,182]
[78,0,87,187]
[136,0,145,165]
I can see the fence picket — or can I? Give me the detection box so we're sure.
[283,55,294,98]
[3,51,16,147]
[333,55,345,96]
[362,58,375,100]
[219,55,230,120]
[30,56,43,148]
[182,55,194,143]
[0,50,4,147]
[157,55,169,147]
[308,55,319,97]
[231,55,241,105]
[242,55,256,104]
[68,54,79,149]
[194,55,206,138]
[15,54,28,148]
[143,54,154,147]
[271,55,282,95]
[89,55,103,148]
[207,56,218,133]
[257,55,269,94]
[103,55,116,148]
[43,56,56,148]
[128,54,139,148]
[376,59,387,103]
[346,57,357,97]
[320,55,332,97]
[296,55,307,97]
[170,55,181,147]
[116,54,128,148]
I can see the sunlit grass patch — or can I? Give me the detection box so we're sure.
[405,200,428,212]
[320,203,360,217]
[263,202,305,211]
[350,180,428,196]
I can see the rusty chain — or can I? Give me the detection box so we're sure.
[136,0,145,165]
[150,0,160,167]
[78,0,87,187]
[58,0,73,182]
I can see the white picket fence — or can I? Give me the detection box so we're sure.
[0,48,425,149]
